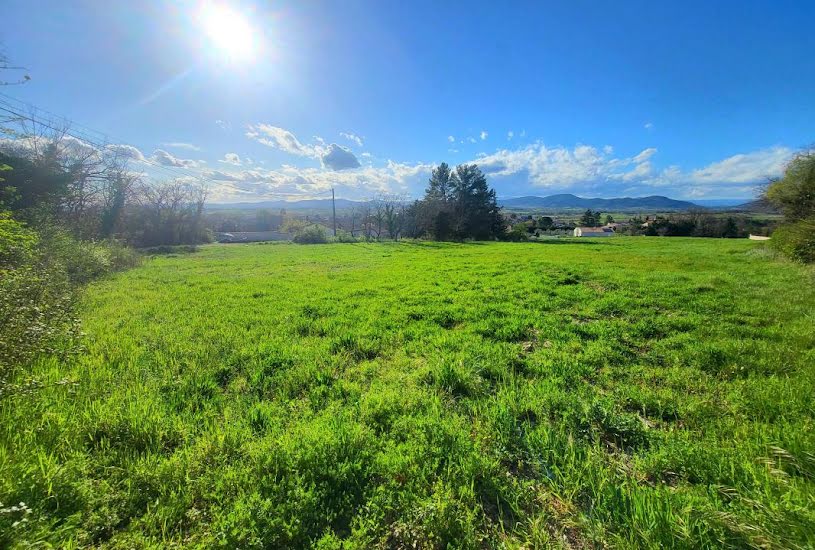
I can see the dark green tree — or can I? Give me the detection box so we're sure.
[410,163,504,240]
[580,209,600,227]
[449,164,504,240]
[425,162,453,202]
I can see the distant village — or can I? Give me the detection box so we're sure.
[209,205,775,243]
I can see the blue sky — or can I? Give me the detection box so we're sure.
[2,0,814,202]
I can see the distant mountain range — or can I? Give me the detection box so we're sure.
[208,198,359,211]
[498,194,699,210]
[209,193,750,212]
[726,198,779,214]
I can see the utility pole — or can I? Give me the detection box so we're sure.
[331,187,337,237]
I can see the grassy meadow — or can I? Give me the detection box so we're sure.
[2,238,814,548]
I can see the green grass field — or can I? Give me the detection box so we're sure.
[2,239,814,548]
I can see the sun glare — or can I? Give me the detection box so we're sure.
[198,2,257,61]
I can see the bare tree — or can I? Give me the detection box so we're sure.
[371,197,386,240]
[0,52,30,86]
[359,201,373,240]
[347,203,358,237]
[380,193,408,240]
[129,180,209,246]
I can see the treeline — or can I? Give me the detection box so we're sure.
[1,138,209,247]
[625,212,773,238]
[280,163,506,244]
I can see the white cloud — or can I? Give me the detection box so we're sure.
[472,141,793,198]
[205,160,433,203]
[688,147,791,184]
[480,131,488,140]
[246,124,321,157]
[340,132,364,147]
[152,149,200,168]
[219,152,242,166]
[644,122,654,130]
[507,131,514,140]
[475,143,632,187]
[162,142,201,151]
[448,135,455,143]
[448,148,459,154]
[468,137,477,144]
[633,147,658,164]
[106,144,146,162]
[215,120,231,131]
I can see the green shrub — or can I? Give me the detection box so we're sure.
[0,263,79,381]
[332,229,357,243]
[0,212,37,267]
[293,225,328,244]
[770,219,815,263]
[504,224,529,242]
[0,212,140,384]
[36,225,141,284]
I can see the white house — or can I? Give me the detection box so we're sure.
[574,227,614,237]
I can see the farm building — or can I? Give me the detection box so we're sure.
[573,227,614,237]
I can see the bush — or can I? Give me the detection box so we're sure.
[770,219,815,263]
[0,211,37,267]
[29,223,140,284]
[0,212,140,385]
[504,224,530,242]
[333,229,358,243]
[293,225,328,244]
[0,264,79,381]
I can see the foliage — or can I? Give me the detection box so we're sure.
[2,239,814,548]
[765,151,815,262]
[580,208,603,227]
[293,224,329,244]
[0,211,140,387]
[0,260,78,384]
[408,163,504,241]
[0,210,37,266]
[770,219,815,263]
[506,223,530,241]
[0,214,77,384]
[1,133,209,247]
[627,212,773,238]
[765,151,815,221]
[332,229,358,243]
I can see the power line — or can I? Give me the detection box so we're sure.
[0,94,339,201]
[0,101,211,185]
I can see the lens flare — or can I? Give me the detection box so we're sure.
[198,2,256,61]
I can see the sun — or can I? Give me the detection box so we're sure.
[198,2,257,61]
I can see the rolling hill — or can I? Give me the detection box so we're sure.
[499,193,699,210]
[210,193,703,212]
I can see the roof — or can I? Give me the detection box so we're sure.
[576,227,613,233]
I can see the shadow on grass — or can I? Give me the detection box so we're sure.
[528,238,619,246]
[141,245,200,255]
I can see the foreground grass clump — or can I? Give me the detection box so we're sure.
[2,238,814,548]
